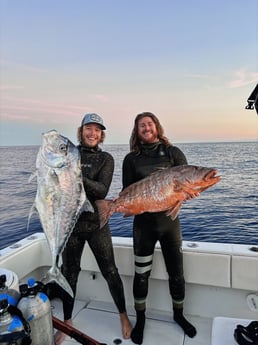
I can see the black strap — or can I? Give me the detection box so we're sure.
[234,321,258,345]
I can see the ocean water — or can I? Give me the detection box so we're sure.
[0,142,257,250]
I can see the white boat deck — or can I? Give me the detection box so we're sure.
[51,298,247,345]
[1,234,257,345]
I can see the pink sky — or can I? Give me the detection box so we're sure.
[1,0,257,146]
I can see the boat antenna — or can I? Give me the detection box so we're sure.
[245,82,258,115]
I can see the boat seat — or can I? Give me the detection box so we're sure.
[211,316,253,345]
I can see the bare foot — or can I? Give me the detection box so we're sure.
[54,319,73,345]
[120,312,132,339]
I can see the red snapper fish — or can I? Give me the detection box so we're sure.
[96,165,221,228]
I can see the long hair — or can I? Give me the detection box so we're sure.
[129,112,171,153]
[77,126,105,145]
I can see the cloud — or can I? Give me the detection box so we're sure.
[228,69,258,88]
[0,95,86,123]
[89,94,110,102]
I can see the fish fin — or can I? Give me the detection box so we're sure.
[28,171,37,183]
[27,202,37,232]
[95,199,113,229]
[82,198,94,213]
[42,265,74,298]
[166,201,183,220]
[123,212,137,217]
[174,180,200,199]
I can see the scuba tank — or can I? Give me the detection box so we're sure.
[0,273,21,307]
[0,297,31,345]
[17,278,54,345]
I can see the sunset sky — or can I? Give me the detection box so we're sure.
[1,0,258,146]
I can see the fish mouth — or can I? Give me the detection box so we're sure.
[204,169,221,183]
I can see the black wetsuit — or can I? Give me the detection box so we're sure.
[122,142,187,308]
[61,145,127,320]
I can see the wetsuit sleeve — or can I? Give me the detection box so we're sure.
[169,146,188,166]
[84,153,114,199]
[122,153,135,189]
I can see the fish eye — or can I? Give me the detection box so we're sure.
[59,144,67,152]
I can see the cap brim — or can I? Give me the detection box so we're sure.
[82,121,106,130]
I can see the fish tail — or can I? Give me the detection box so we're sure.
[95,199,114,229]
[42,265,74,298]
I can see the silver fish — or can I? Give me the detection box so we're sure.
[28,130,94,297]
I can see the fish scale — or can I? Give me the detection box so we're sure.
[28,130,94,297]
[96,165,221,229]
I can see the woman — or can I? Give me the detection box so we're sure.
[54,113,132,345]
[122,112,196,344]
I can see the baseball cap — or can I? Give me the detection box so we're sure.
[81,113,106,130]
